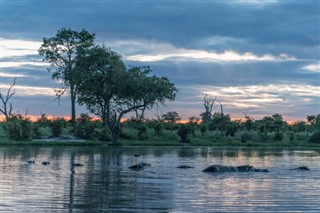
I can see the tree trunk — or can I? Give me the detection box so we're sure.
[111,126,120,145]
[70,84,76,125]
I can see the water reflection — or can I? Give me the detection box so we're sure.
[1,147,320,212]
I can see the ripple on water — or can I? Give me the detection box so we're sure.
[0,147,320,212]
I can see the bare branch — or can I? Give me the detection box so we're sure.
[202,94,216,123]
[0,78,17,122]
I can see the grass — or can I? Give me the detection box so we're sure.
[0,139,104,147]
[117,139,181,146]
[1,138,319,148]
[1,122,319,148]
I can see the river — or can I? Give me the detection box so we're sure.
[1,146,319,212]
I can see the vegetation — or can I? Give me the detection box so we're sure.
[0,112,319,147]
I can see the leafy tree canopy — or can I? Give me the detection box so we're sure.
[76,46,178,143]
[38,28,96,123]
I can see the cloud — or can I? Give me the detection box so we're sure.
[0,61,46,69]
[200,84,319,102]
[0,72,25,78]
[303,63,320,73]
[231,0,279,6]
[175,83,320,119]
[126,48,296,63]
[0,38,41,58]
[0,84,55,97]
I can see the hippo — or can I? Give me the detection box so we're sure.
[129,162,151,170]
[41,161,50,165]
[290,166,310,171]
[176,165,195,169]
[71,163,84,167]
[202,164,268,172]
[129,164,144,170]
[26,160,35,164]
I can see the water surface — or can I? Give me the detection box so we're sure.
[1,147,320,212]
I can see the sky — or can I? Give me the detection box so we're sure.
[0,0,319,122]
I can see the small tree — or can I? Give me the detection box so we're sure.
[0,78,16,122]
[162,111,182,123]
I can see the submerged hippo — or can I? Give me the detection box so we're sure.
[202,164,268,173]
[41,161,50,165]
[129,162,151,170]
[290,166,310,171]
[71,163,84,167]
[176,165,194,169]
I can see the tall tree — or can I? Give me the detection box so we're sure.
[76,46,177,144]
[38,28,95,124]
[0,78,16,122]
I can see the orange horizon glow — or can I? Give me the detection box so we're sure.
[0,114,305,125]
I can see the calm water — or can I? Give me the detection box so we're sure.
[0,146,320,213]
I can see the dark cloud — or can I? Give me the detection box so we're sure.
[140,60,320,87]
[3,1,319,47]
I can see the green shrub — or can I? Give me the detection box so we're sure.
[5,114,33,140]
[200,124,207,136]
[241,132,251,143]
[49,117,66,137]
[177,124,191,143]
[207,130,223,142]
[273,131,284,141]
[160,129,179,141]
[295,132,309,141]
[226,124,237,137]
[32,122,52,138]
[137,124,147,139]
[95,127,112,141]
[74,113,96,139]
[36,113,51,127]
[0,123,7,138]
[309,132,320,143]
[33,122,41,139]
[120,127,138,140]
[259,132,270,142]
[162,122,179,131]
[154,122,163,135]
[287,131,295,142]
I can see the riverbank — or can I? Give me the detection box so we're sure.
[1,138,320,148]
